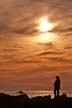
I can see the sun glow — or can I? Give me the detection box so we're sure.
[36,33,56,43]
[38,17,54,32]
[35,17,57,43]
[41,33,50,41]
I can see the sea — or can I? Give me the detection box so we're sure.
[0,90,72,98]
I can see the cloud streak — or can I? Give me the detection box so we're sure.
[0,0,72,91]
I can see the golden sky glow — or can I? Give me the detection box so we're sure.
[36,33,58,43]
[0,0,72,91]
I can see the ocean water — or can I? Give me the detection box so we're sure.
[1,90,72,98]
[26,91,72,98]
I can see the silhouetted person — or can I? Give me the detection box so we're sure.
[54,76,60,98]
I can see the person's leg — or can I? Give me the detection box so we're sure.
[57,90,59,97]
[54,88,56,98]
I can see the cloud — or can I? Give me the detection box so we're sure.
[38,42,55,47]
[64,46,72,50]
[48,57,72,64]
[15,60,41,63]
[2,48,18,52]
[0,0,72,91]
[51,26,72,34]
[0,0,72,36]
[32,0,72,8]
[13,26,38,35]
[0,55,41,65]
[37,51,63,56]
[0,22,10,33]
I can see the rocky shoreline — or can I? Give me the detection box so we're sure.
[0,92,72,108]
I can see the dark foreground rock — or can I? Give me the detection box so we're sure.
[0,92,72,108]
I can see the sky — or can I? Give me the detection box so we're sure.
[0,0,72,91]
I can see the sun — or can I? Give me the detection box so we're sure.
[38,17,53,32]
[35,17,56,43]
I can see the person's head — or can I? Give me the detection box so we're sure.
[56,76,60,80]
